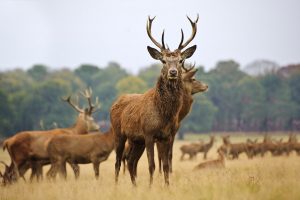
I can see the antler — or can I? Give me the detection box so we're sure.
[182,62,196,73]
[0,161,8,169]
[80,88,101,114]
[178,14,199,50]
[62,95,84,113]
[147,16,166,50]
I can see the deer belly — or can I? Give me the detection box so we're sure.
[69,156,91,164]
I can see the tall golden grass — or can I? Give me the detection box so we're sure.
[1,133,300,200]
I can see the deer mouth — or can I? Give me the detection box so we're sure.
[168,76,178,80]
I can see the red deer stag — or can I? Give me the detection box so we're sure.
[111,15,199,186]
[2,89,100,183]
[123,66,208,174]
[46,128,114,180]
[157,64,208,173]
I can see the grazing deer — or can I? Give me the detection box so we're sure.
[2,89,100,183]
[0,161,17,186]
[111,15,199,186]
[47,129,114,180]
[193,149,225,170]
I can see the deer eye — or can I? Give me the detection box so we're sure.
[161,60,166,64]
[179,59,184,64]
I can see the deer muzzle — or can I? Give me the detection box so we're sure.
[168,68,178,80]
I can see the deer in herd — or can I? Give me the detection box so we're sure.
[193,149,225,170]
[1,89,100,184]
[180,136,215,161]
[111,15,199,186]
[46,128,114,180]
[218,135,254,159]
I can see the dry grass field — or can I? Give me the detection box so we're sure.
[1,133,300,200]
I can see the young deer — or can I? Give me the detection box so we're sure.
[193,149,225,170]
[47,129,114,180]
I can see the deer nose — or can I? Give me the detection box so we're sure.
[169,69,178,76]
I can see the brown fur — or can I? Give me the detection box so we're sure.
[111,73,184,186]
[180,142,203,160]
[193,150,225,170]
[47,129,114,180]
[2,91,99,183]
[156,69,208,172]
[218,135,253,159]
[111,15,199,186]
[180,136,214,160]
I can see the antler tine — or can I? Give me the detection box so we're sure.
[166,44,170,50]
[62,95,84,113]
[191,62,196,70]
[80,88,95,114]
[182,62,196,72]
[178,29,184,50]
[91,96,101,113]
[147,16,165,50]
[0,161,9,168]
[161,30,166,50]
[178,14,199,50]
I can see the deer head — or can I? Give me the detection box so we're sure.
[62,88,100,132]
[182,63,208,94]
[146,15,199,81]
[0,161,16,186]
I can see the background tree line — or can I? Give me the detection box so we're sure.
[0,60,299,138]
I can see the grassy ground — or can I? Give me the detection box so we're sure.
[1,133,300,200]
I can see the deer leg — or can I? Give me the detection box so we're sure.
[204,151,207,159]
[36,164,43,182]
[132,142,145,178]
[156,142,163,174]
[127,143,137,186]
[30,164,37,182]
[127,142,145,186]
[115,135,126,184]
[168,136,175,173]
[161,140,170,186]
[47,162,58,180]
[58,160,67,180]
[145,136,155,186]
[180,153,185,161]
[122,158,126,175]
[93,162,100,180]
[69,163,80,179]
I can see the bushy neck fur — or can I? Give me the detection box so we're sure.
[154,75,183,123]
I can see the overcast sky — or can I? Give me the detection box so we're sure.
[0,0,299,74]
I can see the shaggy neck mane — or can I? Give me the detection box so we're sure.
[154,75,183,123]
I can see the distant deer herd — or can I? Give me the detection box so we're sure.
[0,15,299,187]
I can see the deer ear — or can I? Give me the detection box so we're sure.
[147,46,162,60]
[182,45,197,59]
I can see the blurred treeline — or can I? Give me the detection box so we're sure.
[0,60,300,137]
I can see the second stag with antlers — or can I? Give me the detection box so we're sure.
[111,15,199,186]
[1,88,100,184]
